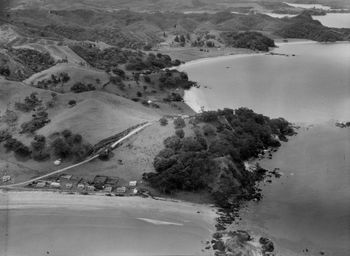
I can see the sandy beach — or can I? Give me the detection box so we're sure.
[0,191,218,256]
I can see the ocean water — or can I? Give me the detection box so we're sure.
[313,13,350,28]
[236,123,350,256]
[264,12,350,28]
[284,2,332,10]
[181,42,350,123]
[181,41,350,255]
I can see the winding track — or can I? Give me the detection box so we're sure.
[0,122,152,188]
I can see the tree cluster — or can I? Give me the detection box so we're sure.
[144,108,295,206]
[221,31,275,51]
[71,82,96,93]
[50,130,92,161]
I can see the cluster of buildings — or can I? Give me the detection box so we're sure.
[30,174,139,196]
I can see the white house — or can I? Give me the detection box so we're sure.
[2,175,11,182]
[50,182,61,188]
[129,181,137,187]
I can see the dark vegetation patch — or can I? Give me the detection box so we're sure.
[35,72,70,90]
[9,48,55,73]
[1,130,92,161]
[144,108,295,208]
[70,45,181,72]
[50,130,93,161]
[221,31,275,51]
[20,110,50,134]
[158,69,196,90]
[15,92,42,112]
[71,82,96,93]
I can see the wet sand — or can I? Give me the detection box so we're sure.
[0,191,217,256]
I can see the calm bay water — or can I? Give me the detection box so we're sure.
[181,41,350,255]
[264,12,350,28]
[236,123,350,256]
[181,42,350,123]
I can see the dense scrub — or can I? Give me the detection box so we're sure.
[144,108,295,207]
[221,31,275,51]
[9,48,55,73]
[70,45,181,72]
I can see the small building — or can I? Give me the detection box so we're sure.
[60,174,72,180]
[36,181,46,188]
[116,186,127,194]
[2,175,11,182]
[50,182,61,188]
[86,185,95,191]
[77,183,85,190]
[65,183,73,189]
[129,181,137,187]
[54,159,61,166]
[104,186,113,193]
[93,175,108,189]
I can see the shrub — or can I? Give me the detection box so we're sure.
[175,129,185,138]
[0,66,10,76]
[61,129,72,139]
[0,130,11,143]
[68,100,77,106]
[15,92,42,112]
[30,135,46,151]
[51,137,71,159]
[20,111,50,134]
[159,117,168,126]
[4,138,31,157]
[202,124,216,136]
[164,136,182,150]
[173,117,186,129]
[71,82,96,93]
[136,91,142,97]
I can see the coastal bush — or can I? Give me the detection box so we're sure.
[173,117,185,129]
[144,107,295,207]
[159,117,168,126]
[175,129,185,138]
[221,31,275,51]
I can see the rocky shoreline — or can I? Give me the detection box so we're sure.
[207,151,286,256]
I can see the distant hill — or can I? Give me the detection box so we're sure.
[3,8,349,51]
